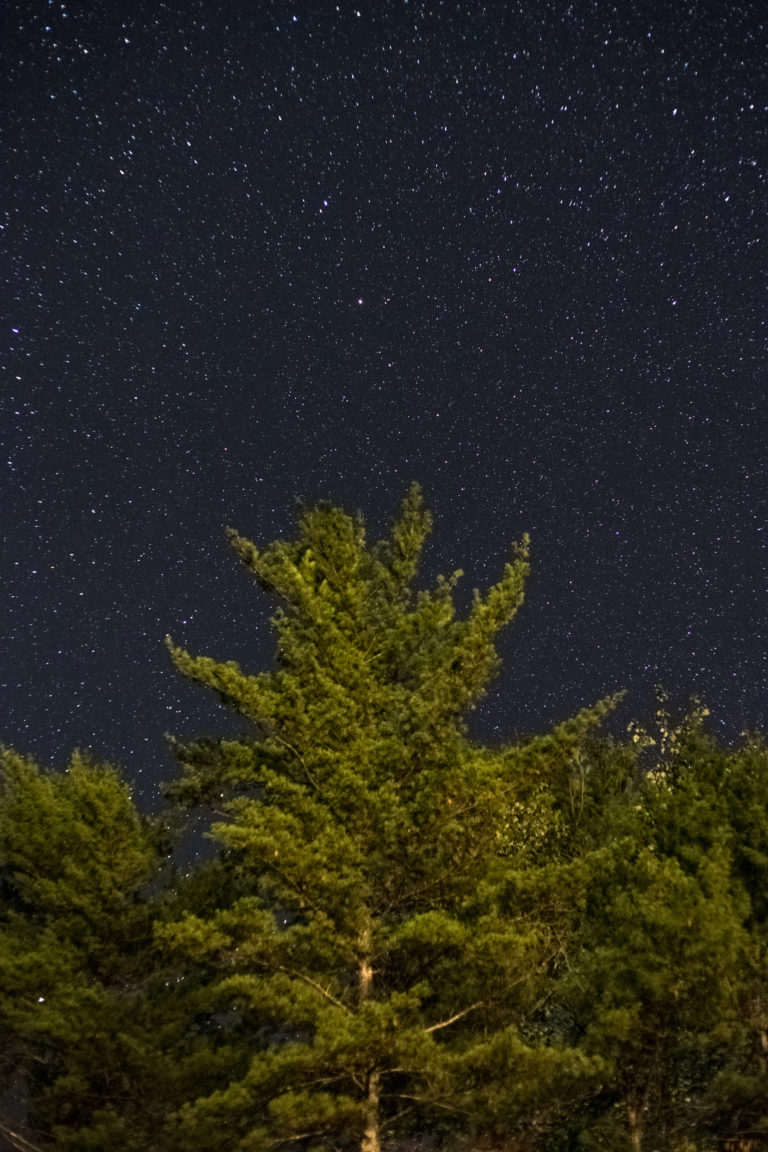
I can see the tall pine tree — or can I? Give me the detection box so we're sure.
[162,484,612,1152]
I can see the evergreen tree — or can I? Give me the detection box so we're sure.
[0,748,158,1147]
[552,699,768,1151]
[0,748,226,1152]
[6,489,765,1152]
[649,715,768,1148]
[162,485,612,1152]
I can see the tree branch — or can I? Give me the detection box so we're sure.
[277,966,354,1015]
[0,1120,50,1152]
[272,734,319,788]
[424,1001,484,1033]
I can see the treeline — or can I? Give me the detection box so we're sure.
[1,486,766,1152]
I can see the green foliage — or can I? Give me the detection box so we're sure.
[0,748,240,1151]
[161,484,612,1150]
[0,748,154,1145]
[3,489,768,1152]
[545,702,768,1150]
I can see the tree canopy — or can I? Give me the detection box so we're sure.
[1,486,767,1152]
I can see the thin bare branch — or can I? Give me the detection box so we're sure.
[276,966,354,1015]
[0,1120,50,1152]
[424,1000,484,1033]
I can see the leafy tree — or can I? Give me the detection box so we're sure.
[162,484,613,1152]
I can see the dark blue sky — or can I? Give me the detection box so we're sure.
[3,0,766,805]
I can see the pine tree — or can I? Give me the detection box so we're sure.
[0,748,220,1152]
[162,484,613,1152]
[554,700,768,1151]
[0,748,157,1146]
[652,717,768,1148]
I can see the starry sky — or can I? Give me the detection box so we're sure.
[3,0,766,806]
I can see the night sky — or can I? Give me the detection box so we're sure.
[3,1,766,808]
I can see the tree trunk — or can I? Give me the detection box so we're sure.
[359,931,380,1152]
[360,957,373,1001]
[361,1069,381,1152]
[627,1104,643,1152]
[754,986,767,1073]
